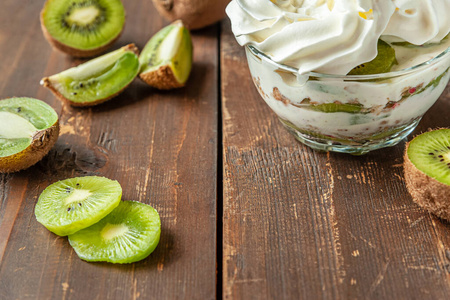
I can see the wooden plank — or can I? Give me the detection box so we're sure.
[0,1,218,299]
[221,18,450,300]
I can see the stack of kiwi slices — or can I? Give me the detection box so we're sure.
[41,0,126,57]
[35,176,161,264]
[0,97,59,173]
[41,44,140,106]
[404,129,450,221]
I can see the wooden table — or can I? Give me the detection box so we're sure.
[1,1,449,299]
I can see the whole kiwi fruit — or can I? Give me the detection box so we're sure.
[152,0,230,30]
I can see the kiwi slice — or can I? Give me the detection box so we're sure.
[0,98,59,173]
[35,176,122,236]
[139,20,193,90]
[68,200,161,264]
[41,44,140,107]
[404,129,450,221]
[307,103,365,114]
[41,0,126,57]
[348,40,396,75]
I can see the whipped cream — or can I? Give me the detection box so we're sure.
[226,0,450,75]
[384,0,450,45]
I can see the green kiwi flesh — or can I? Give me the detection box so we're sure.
[41,44,140,106]
[41,0,125,56]
[348,40,397,75]
[306,103,365,114]
[139,20,193,89]
[404,129,450,221]
[0,98,59,173]
[68,200,161,264]
[35,176,122,236]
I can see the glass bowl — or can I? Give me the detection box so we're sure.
[245,44,450,155]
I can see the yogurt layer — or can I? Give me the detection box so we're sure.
[227,0,450,75]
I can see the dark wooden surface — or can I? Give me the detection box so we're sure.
[221,19,450,300]
[1,2,450,300]
[0,1,217,299]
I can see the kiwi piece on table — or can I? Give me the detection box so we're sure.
[41,44,140,107]
[41,0,126,57]
[348,40,396,75]
[139,20,193,90]
[404,129,450,221]
[35,176,122,236]
[0,98,59,173]
[69,200,161,264]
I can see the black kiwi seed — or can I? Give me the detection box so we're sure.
[67,207,71,212]
[17,107,22,112]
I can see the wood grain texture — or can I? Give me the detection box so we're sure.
[221,18,450,300]
[0,1,217,299]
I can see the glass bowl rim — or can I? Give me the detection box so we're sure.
[246,44,450,80]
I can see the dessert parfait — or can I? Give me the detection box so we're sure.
[226,0,450,154]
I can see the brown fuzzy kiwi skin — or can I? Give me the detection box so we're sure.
[41,44,139,107]
[139,65,185,90]
[0,121,59,173]
[152,0,230,30]
[403,141,450,221]
[40,5,124,58]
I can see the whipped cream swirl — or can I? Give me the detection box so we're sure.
[384,0,450,45]
[226,0,450,75]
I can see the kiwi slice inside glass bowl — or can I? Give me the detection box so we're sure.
[348,40,397,75]
[404,129,450,221]
[139,20,193,90]
[35,176,122,236]
[0,98,59,173]
[41,0,125,57]
[68,200,161,264]
[41,44,140,107]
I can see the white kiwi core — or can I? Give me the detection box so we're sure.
[101,223,129,240]
[47,47,127,81]
[158,26,182,61]
[0,112,37,139]
[68,6,100,26]
[65,189,92,205]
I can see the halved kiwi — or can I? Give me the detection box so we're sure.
[41,44,140,107]
[404,129,450,221]
[139,20,193,90]
[0,98,59,173]
[35,176,122,236]
[41,0,126,57]
[68,200,161,264]
[348,40,397,75]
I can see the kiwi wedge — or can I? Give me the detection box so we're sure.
[404,129,450,221]
[348,40,396,75]
[0,98,59,173]
[139,20,193,90]
[41,0,126,57]
[69,200,161,264]
[35,176,122,236]
[41,44,140,107]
